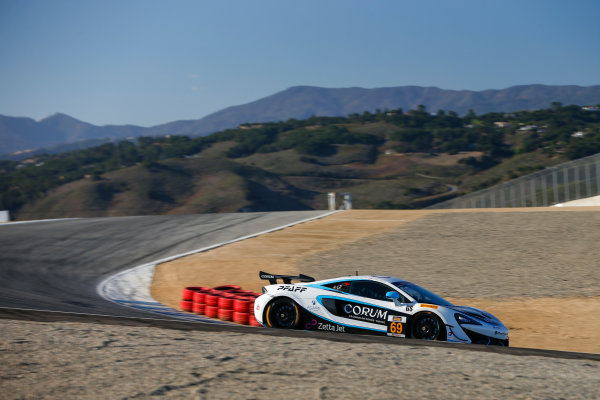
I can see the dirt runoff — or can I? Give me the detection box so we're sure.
[152,210,429,302]
[2,319,599,400]
[152,208,600,354]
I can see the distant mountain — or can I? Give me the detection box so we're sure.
[0,113,146,157]
[2,84,600,157]
[192,85,600,135]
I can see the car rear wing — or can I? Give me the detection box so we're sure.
[259,271,315,285]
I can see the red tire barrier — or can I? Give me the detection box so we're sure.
[218,296,234,310]
[205,294,219,307]
[233,298,251,313]
[212,285,241,292]
[192,302,205,315]
[231,289,253,296]
[181,286,209,301]
[205,305,218,318]
[218,308,233,321]
[233,311,249,325]
[249,314,262,327]
[193,291,207,304]
[180,299,193,312]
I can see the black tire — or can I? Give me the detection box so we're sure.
[265,298,300,329]
[410,312,445,341]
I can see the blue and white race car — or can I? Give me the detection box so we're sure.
[254,271,509,346]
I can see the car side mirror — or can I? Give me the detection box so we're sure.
[386,291,400,300]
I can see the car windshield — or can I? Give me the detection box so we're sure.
[392,281,453,307]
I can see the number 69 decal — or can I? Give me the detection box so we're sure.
[386,316,406,337]
[389,322,403,334]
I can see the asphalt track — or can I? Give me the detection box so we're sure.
[0,211,598,362]
[0,211,326,317]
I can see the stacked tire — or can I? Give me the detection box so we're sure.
[180,285,262,326]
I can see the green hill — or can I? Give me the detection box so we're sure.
[2,104,599,220]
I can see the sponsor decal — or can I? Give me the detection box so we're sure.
[331,282,350,291]
[343,303,388,325]
[276,285,307,293]
[318,322,346,332]
[305,319,318,329]
[389,315,406,323]
[420,304,438,309]
[305,319,345,332]
[307,299,320,312]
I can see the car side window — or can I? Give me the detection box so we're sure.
[324,281,351,293]
[349,281,406,302]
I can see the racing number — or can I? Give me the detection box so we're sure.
[389,321,403,334]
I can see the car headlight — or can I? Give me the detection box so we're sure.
[455,313,482,325]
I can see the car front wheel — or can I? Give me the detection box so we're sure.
[410,312,445,341]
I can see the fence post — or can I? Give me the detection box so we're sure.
[585,163,592,197]
[564,167,570,202]
[552,170,559,205]
[575,165,581,199]
[542,174,548,206]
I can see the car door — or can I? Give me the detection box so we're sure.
[319,280,408,332]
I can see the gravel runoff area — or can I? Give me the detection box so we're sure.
[299,211,600,299]
[297,210,600,353]
[152,208,600,353]
[1,320,599,400]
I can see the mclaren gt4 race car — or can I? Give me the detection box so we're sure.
[254,272,509,346]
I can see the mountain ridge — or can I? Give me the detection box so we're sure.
[2,84,600,157]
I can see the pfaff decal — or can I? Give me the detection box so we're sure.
[276,285,307,293]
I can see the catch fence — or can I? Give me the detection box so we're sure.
[428,153,600,209]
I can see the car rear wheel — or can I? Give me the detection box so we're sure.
[265,298,300,329]
[410,312,445,341]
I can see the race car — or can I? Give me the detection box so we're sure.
[254,271,509,346]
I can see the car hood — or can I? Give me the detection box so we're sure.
[448,305,503,326]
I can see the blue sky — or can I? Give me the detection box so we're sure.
[1,0,599,127]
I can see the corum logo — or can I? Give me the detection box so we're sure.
[343,303,388,320]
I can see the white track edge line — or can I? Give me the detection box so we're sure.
[96,210,341,317]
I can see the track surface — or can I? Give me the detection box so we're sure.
[0,211,326,317]
[1,210,598,362]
